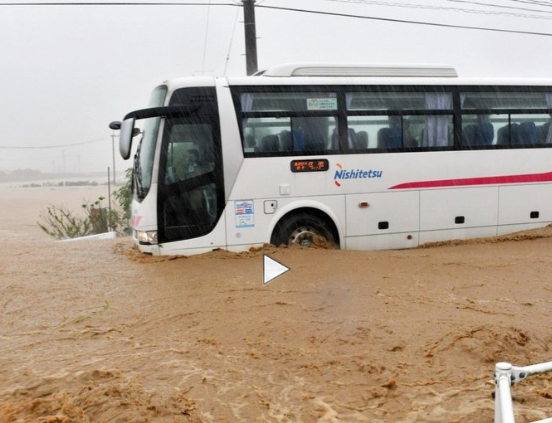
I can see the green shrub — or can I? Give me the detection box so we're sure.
[38,168,133,239]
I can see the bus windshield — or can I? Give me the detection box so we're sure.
[135,85,168,199]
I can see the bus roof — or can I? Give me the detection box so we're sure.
[253,63,458,78]
[223,75,552,87]
[163,63,552,89]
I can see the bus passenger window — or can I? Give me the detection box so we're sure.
[238,92,339,156]
[242,117,290,153]
[289,117,337,152]
[347,116,385,150]
[462,91,552,148]
[462,116,494,148]
[346,91,453,150]
[291,117,337,153]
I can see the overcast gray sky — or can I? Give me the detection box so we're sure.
[2,0,552,174]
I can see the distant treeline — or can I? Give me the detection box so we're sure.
[0,168,43,182]
[21,181,101,188]
[1,168,112,185]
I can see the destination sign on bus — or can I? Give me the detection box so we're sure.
[290,159,329,173]
[306,98,337,110]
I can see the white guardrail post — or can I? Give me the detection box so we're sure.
[495,362,515,423]
[495,361,552,423]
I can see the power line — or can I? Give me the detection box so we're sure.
[255,4,552,37]
[0,2,236,5]
[440,0,552,15]
[326,0,552,19]
[201,0,212,75]
[223,6,240,76]
[4,0,552,22]
[0,137,108,150]
[2,2,552,42]
[322,0,552,20]
[505,0,552,8]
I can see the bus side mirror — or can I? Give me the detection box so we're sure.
[119,118,136,160]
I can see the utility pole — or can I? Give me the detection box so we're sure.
[243,0,258,75]
[111,131,117,185]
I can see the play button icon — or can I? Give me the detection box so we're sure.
[263,255,289,285]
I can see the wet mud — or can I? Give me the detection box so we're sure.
[2,186,552,422]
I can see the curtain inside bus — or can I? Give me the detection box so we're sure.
[422,93,453,147]
[546,93,552,144]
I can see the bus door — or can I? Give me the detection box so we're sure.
[157,88,226,247]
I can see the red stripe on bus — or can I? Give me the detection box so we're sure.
[389,171,552,190]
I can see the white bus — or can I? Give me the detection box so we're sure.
[111,63,552,256]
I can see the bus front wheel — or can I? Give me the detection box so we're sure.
[271,213,337,248]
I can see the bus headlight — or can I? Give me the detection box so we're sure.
[137,230,158,245]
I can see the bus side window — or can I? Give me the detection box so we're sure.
[242,117,292,154]
[292,117,336,152]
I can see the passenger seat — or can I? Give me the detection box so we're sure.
[519,121,538,145]
[261,135,280,152]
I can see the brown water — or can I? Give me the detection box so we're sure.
[2,186,552,422]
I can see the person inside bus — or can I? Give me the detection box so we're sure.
[330,127,359,150]
[166,144,188,183]
[260,134,280,152]
[402,118,417,148]
[540,120,551,144]
[378,116,404,149]
[280,130,292,151]
[292,127,305,151]
[347,128,358,149]
[187,148,200,172]
[245,135,256,151]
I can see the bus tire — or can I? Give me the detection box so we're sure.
[271,213,337,248]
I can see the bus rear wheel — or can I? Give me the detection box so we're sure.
[272,213,337,248]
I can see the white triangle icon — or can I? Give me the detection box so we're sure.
[263,255,290,285]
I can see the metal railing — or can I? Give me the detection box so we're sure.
[495,361,552,423]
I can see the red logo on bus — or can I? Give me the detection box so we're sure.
[334,163,343,187]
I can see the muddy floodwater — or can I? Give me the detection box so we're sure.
[2,185,552,422]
